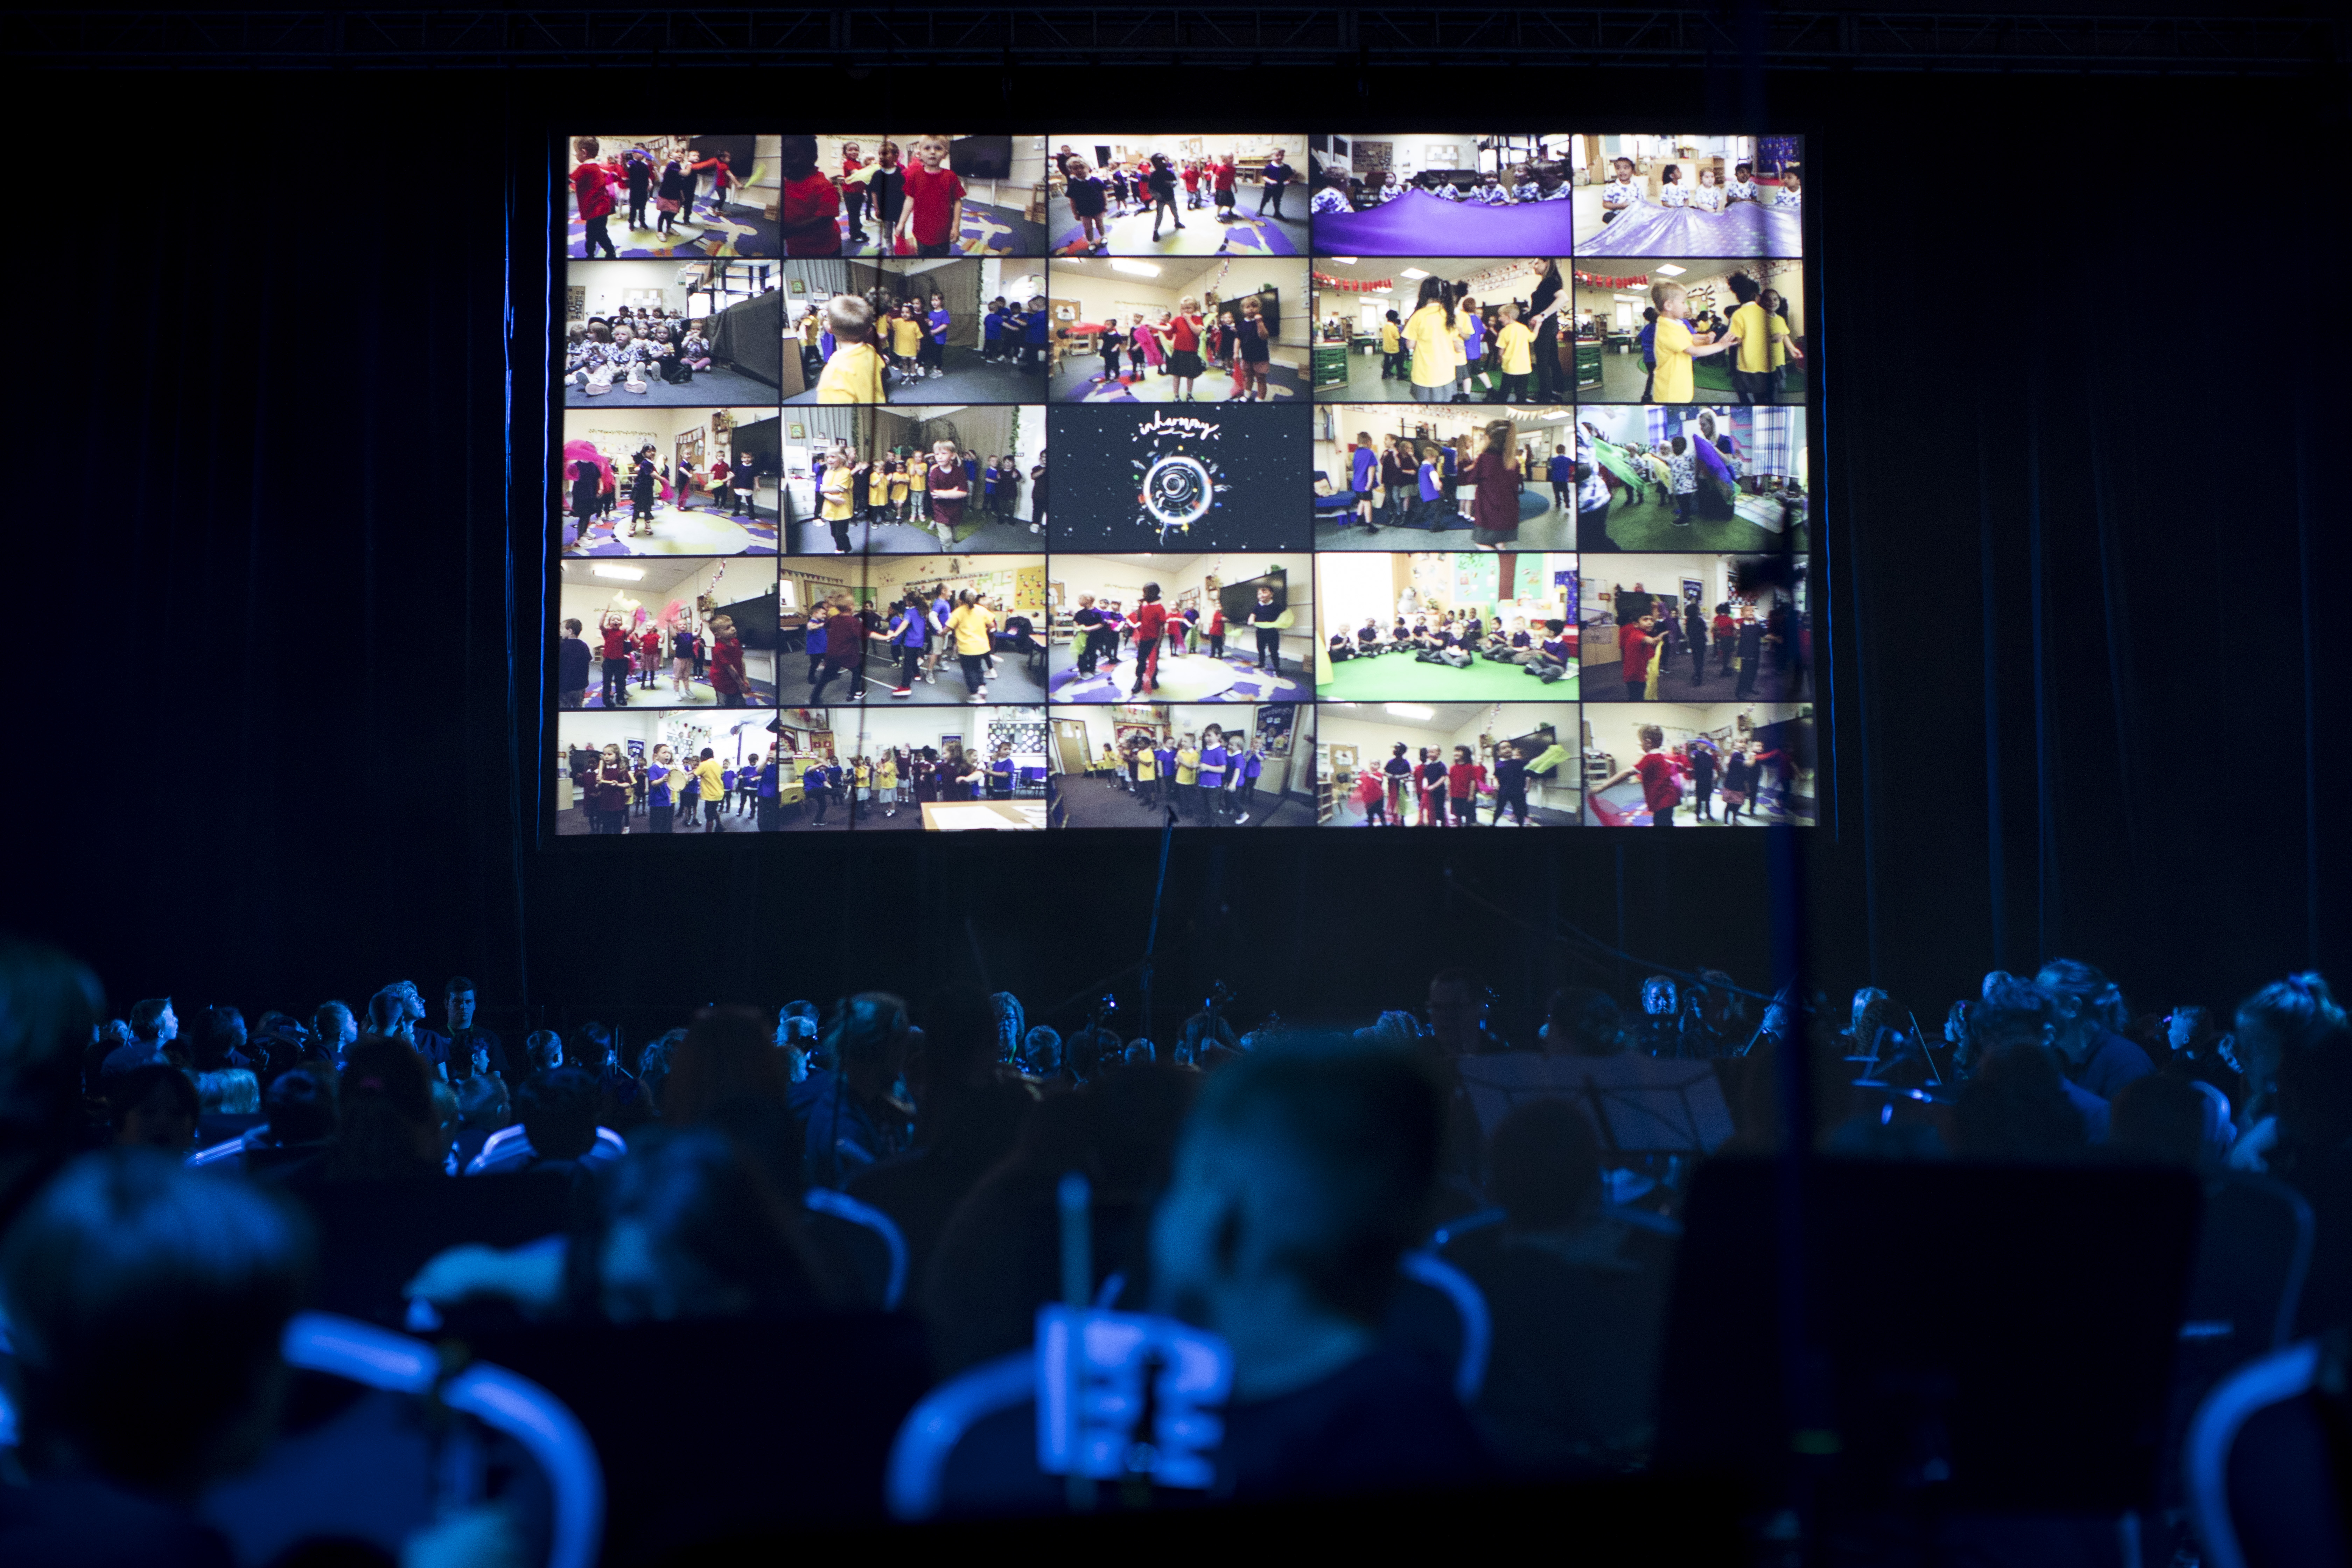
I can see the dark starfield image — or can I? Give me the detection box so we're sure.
[1052,405,1310,552]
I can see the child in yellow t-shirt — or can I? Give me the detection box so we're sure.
[1726,274,1787,404]
[814,295,886,404]
[1645,281,1736,404]
[1378,312,1402,379]
[888,306,924,382]
[886,455,912,522]
[818,451,856,555]
[1132,738,1160,808]
[1493,302,1536,404]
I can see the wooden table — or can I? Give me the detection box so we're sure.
[919,799,1046,831]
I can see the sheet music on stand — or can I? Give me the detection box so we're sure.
[1454,1053,1736,1155]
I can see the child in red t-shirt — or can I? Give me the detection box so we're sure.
[1595,723,1686,828]
[1128,586,1169,698]
[1446,746,1489,827]
[571,136,621,258]
[838,140,870,245]
[775,134,842,257]
[898,134,968,257]
[1618,610,1664,700]
[636,626,662,691]
[706,614,748,709]
[1211,156,1239,219]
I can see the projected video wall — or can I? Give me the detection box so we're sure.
[548,131,1813,834]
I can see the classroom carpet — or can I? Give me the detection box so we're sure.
[1052,361,1309,404]
[1583,350,1811,406]
[1587,486,1797,555]
[1048,648,1311,705]
[789,347,1042,405]
[1049,204,1305,257]
[568,504,778,556]
[833,200,1046,257]
[1049,775,1314,830]
[563,363,774,409]
[1317,651,1579,702]
[568,198,778,259]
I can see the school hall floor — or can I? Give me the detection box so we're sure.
[1050,774,1315,829]
[1049,201,1306,257]
[786,348,1043,405]
[1318,650,1581,703]
[1051,360,1309,404]
[1581,349,1811,407]
[1046,645,1314,705]
[551,800,769,836]
[1314,488,1575,552]
[1576,638,1813,705]
[1327,794,1582,829]
[563,364,775,408]
[774,644,1049,707]
[1311,354,1559,405]
[567,501,779,557]
[566,199,779,260]
[788,513,1041,554]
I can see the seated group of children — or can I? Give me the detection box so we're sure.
[1312,162,1576,214]
[1326,612,1574,681]
[564,317,714,395]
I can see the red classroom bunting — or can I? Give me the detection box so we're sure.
[1572,271,1650,288]
[1311,271,1395,292]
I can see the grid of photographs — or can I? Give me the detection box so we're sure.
[551,131,1813,833]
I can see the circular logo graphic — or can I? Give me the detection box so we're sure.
[1139,454,1214,531]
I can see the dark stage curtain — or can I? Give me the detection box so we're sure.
[707,288,783,388]
[16,67,2346,1037]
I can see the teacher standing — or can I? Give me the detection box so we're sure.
[1528,258,1567,404]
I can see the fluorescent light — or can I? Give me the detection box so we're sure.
[1367,286,1391,294]
[1384,703,1436,720]
[1653,263,1687,276]
[1110,259,1161,277]
[1398,267,1430,280]
[591,565,647,581]
[1329,257,1358,266]
[1542,411,1572,420]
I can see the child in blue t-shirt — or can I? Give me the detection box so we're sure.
[1023,296,1049,368]
[981,297,1008,362]
[1637,307,1659,404]
[1547,446,1574,510]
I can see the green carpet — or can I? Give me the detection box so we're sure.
[1317,652,1579,702]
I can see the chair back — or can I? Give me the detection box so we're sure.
[2185,1337,2352,1568]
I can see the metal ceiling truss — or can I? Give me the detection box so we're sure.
[20,7,2342,75]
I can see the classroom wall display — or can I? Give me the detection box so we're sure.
[546,125,1814,838]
